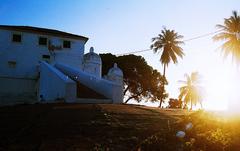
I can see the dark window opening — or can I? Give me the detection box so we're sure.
[8,61,16,68]
[42,55,50,63]
[12,34,22,42]
[39,37,47,45]
[42,55,50,59]
[63,40,71,48]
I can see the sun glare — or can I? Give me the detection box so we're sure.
[203,63,240,112]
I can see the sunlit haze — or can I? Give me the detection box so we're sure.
[1,0,240,111]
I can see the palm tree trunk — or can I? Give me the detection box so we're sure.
[163,64,166,78]
[198,101,203,109]
[190,100,193,110]
[159,64,167,108]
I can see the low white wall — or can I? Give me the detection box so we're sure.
[0,77,36,94]
[55,63,123,104]
[39,61,76,103]
[0,77,37,105]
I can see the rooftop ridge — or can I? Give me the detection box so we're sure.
[0,25,88,42]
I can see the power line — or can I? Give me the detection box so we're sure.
[116,29,223,56]
[116,48,151,56]
[183,29,223,42]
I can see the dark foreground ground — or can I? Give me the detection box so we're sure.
[0,103,189,151]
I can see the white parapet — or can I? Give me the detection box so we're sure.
[39,61,76,103]
[55,63,123,104]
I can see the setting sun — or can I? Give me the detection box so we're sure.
[203,61,240,111]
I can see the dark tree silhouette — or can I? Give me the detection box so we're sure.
[167,98,182,109]
[100,54,168,104]
[150,27,184,107]
[213,11,240,63]
[100,53,117,76]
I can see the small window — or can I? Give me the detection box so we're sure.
[39,37,47,46]
[42,55,50,63]
[42,55,50,59]
[12,34,22,42]
[8,61,16,68]
[63,40,71,48]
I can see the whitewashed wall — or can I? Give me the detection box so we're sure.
[0,29,85,78]
[39,61,76,102]
[0,78,37,105]
[83,58,102,78]
[55,63,123,103]
[0,29,85,101]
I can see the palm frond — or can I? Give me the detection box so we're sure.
[178,72,204,108]
[150,27,184,67]
[213,10,240,64]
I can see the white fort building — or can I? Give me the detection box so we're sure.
[0,25,123,105]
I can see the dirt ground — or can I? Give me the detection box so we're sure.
[0,103,188,151]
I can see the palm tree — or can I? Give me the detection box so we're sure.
[213,11,240,63]
[178,72,203,110]
[151,27,184,107]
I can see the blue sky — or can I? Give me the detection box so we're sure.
[1,0,240,109]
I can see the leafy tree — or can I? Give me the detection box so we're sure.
[150,27,184,107]
[167,98,182,109]
[178,72,203,110]
[144,69,168,105]
[100,53,117,76]
[100,54,168,105]
[213,11,240,63]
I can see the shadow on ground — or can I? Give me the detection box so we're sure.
[0,103,188,151]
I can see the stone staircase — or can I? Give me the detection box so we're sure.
[75,81,113,103]
[76,82,107,99]
[55,68,113,104]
